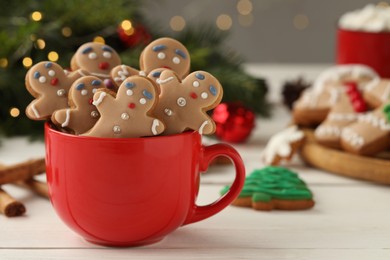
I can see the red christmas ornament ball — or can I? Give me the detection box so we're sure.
[212,102,255,143]
[118,24,152,48]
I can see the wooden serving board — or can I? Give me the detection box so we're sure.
[300,129,390,185]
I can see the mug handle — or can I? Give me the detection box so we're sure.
[183,143,245,225]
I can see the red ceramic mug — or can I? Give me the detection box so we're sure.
[336,28,390,78]
[44,123,245,247]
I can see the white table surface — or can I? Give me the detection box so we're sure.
[1,64,390,260]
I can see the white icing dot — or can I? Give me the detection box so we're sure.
[88,52,97,59]
[157,52,166,60]
[57,89,65,97]
[113,125,121,134]
[201,92,208,99]
[140,98,147,104]
[126,89,133,96]
[39,76,46,83]
[103,51,112,59]
[139,71,146,76]
[177,97,186,107]
[92,88,97,94]
[121,113,129,120]
[172,57,180,64]
[164,108,173,116]
[193,81,200,87]
[48,70,56,77]
[81,89,88,96]
[91,111,99,118]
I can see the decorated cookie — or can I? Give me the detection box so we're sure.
[314,82,367,148]
[140,37,190,79]
[25,61,87,120]
[261,125,305,165]
[340,103,390,155]
[363,78,390,108]
[154,70,223,135]
[221,167,314,211]
[293,65,379,126]
[70,42,121,87]
[84,76,165,138]
[51,76,104,135]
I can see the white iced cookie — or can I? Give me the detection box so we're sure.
[261,125,305,166]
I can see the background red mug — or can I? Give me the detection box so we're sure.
[336,28,390,78]
[45,123,245,247]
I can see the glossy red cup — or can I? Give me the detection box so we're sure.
[44,123,245,247]
[336,28,390,78]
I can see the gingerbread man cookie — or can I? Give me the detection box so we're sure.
[340,103,390,155]
[314,82,367,148]
[154,70,223,135]
[84,76,165,138]
[293,65,379,126]
[140,37,190,79]
[52,76,105,135]
[25,61,87,120]
[70,42,121,87]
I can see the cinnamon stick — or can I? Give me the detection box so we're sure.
[0,158,46,185]
[14,178,49,199]
[0,188,26,217]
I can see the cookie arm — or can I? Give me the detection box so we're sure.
[26,99,51,120]
[196,113,216,135]
[92,90,115,111]
[52,108,73,128]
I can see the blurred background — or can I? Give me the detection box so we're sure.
[143,0,381,63]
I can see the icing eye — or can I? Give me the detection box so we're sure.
[39,76,47,83]
[175,49,187,59]
[157,52,166,60]
[76,83,85,90]
[152,71,161,78]
[88,52,97,59]
[139,98,147,104]
[153,45,167,52]
[209,85,217,96]
[193,81,200,87]
[103,51,112,59]
[125,82,135,88]
[172,57,180,64]
[143,90,153,100]
[33,71,40,79]
[92,88,97,94]
[195,73,205,80]
[48,70,56,77]
[81,89,88,96]
[126,89,133,96]
[91,80,101,86]
[201,92,208,99]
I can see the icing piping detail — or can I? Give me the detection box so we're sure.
[92,92,107,106]
[198,120,209,135]
[61,109,71,127]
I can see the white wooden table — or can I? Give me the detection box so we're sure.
[1,64,390,260]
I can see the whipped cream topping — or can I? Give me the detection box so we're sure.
[339,4,390,32]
